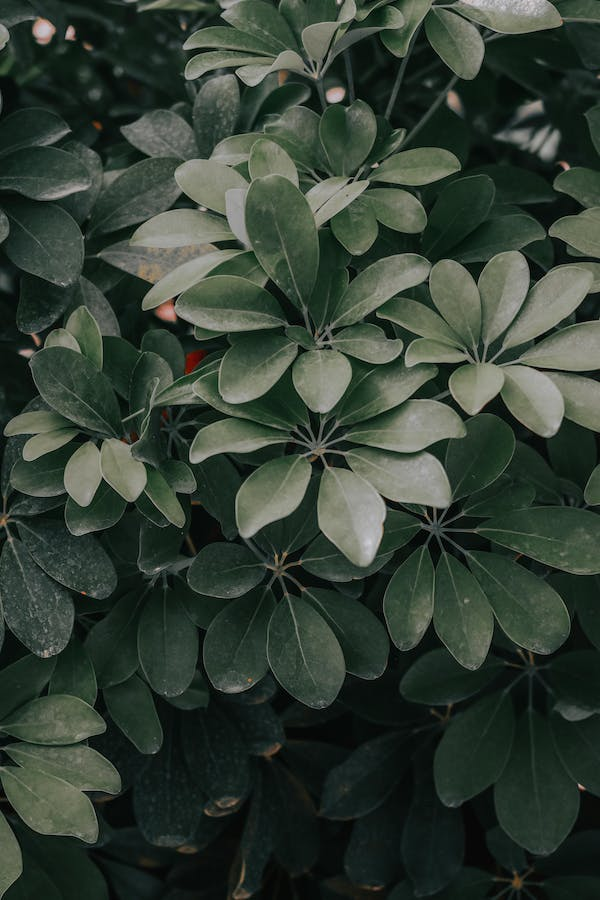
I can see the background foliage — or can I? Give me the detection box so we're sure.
[0,0,600,898]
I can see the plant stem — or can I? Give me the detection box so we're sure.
[316,77,327,111]
[403,74,458,148]
[384,27,421,121]
[344,50,355,103]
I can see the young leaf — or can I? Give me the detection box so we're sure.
[501,365,565,437]
[100,438,147,502]
[190,418,288,464]
[292,349,352,413]
[63,442,102,508]
[449,364,505,416]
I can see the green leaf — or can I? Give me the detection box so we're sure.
[429,258,481,349]
[19,519,116,599]
[371,148,460,186]
[219,333,297,403]
[367,188,427,233]
[203,586,275,693]
[267,594,345,708]
[0,767,98,843]
[518,322,600,372]
[331,195,379,255]
[65,306,102,370]
[345,399,466,452]
[10,445,73,498]
[318,467,386,567]
[478,251,531,345]
[4,410,72,437]
[303,586,389,680]
[0,146,90,200]
[336,359,438,426]
[4,744,120,794]
[49,639,97,706]
[63,441,102,508]
[320,732,409,819]
[192,73,240,156]
[400,648,503,704]
[433,553,494,670]
[382,0,434,57]
[85,590,144,688]
[65,482,126,536]
[236,455,312,538]
[132,209,234,247]
[501,365,565,437]
[30,347,121,437]
[454,0,562,32]
[248,138,298,185]
[2,198,83,287]
[0,538,73,658]
[434,692,515,806]
[138,585,198,697]
[401,771,464,895]
[89,158,181,236]
[0,694,105,744]
[143,468,185,528]
[22,429,78,463]
[245,174,319,308]
[551,712,600,797]
[422,175,495,260]
[100,438,147,502]
[0,107,70,157]
[449,364,505,415]
[176,275,286,331]
[347,447,452,507]
[547,372,600,432]
[319,100,377,176]
[104,675,163,754]
[554,166,600,208]
[331,254,431,328]
[188,543,264,598]
[190,418,288,464]
[585,464,600,505]
[121,109,197,160]
[494,710,579,855]
[479,507,600,575]
[292,349,352,413]
[332,324,403,364]
[0,810,22,898]
[384,546,435,651]
[425,8,485,79]
[502,265,593,351]
[468,552,570,653]
[378,297,464,347]
[550,207,600,257]
[222,0,297,52]
[445,413,515,499]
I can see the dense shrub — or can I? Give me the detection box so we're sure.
[0,0,600,897]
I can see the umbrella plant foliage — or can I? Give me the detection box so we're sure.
[1,0,600,896]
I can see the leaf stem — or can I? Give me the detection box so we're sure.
[384,27,421,121]
[403,74,459,148]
